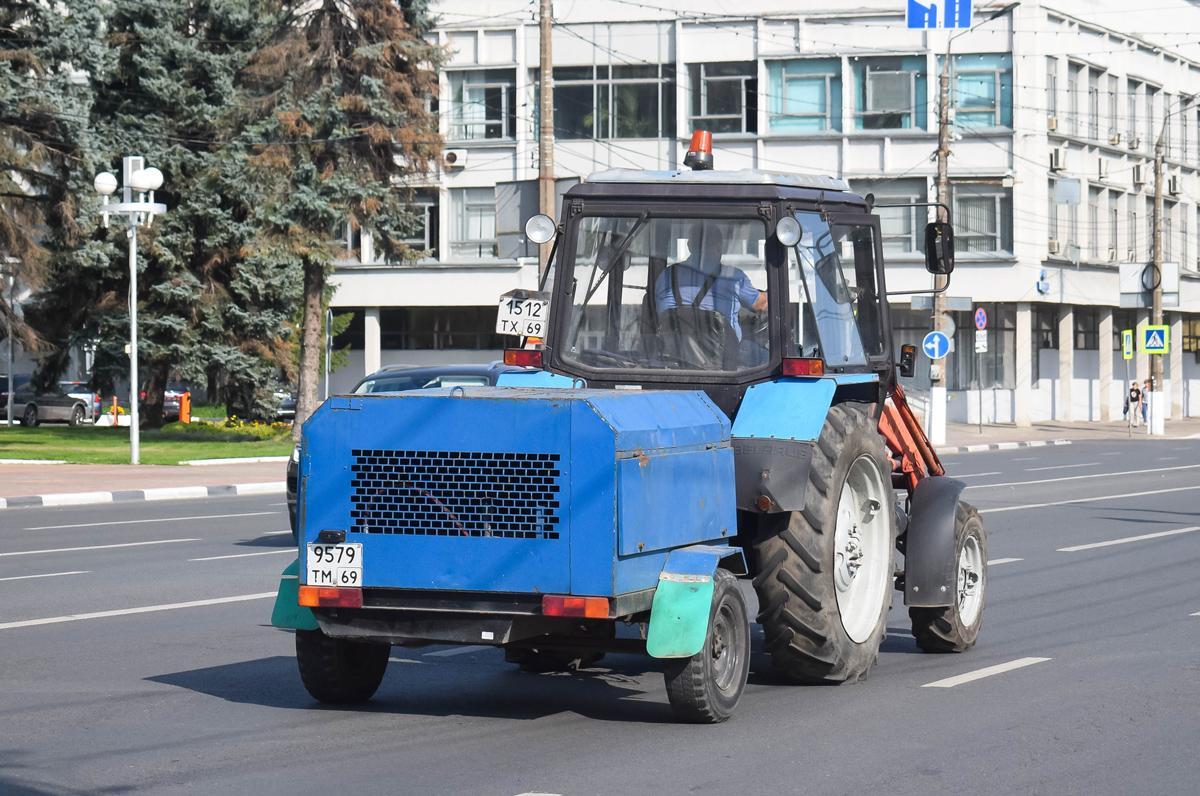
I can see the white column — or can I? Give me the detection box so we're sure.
[1057,305,1073,421]
[1015,302,1032,426]
[1098,307,1113,421]
[1135,309,1149,383]
[1170,312,1184,419]
[364,307,381,377]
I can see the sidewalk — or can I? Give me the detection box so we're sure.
[0,460,287,508]
[941,416,1200,451]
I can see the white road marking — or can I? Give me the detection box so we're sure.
[922,657,1051,688]
[0,570,90,583]
[1192,612,1200,617]
[0,538,201,558]
[514,792,562,796]
[987,558,1023,565]
[1099,452,1121,456]
[263,530,293,536]
[0,592,275,631]
[424,645,491,657]
[1057,525,1200,553]
[1026,462,1098,471]
[1012,457,1038,461]
[25,511,279,531]
[967,462,1200,490]
[977,485,1200,514]
[190,549,297,562]
[1159,457,1179,461]
[953,471,1001,478]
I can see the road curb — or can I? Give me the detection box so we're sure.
[0,481,286,510]
[936,439,1073,455]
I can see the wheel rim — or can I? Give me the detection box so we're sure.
[24,407,35,424]
[833,454,891,643]
[957,534,984,627]
[709,598,743,694]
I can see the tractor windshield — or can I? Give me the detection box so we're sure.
[561,215,771,372]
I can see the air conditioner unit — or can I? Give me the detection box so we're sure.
[1048,239,1061,254]
[1133,164,1146,185]
[1050,148,1066,171]
[1048,116,1059,131]
[1130,136,1141,149]
[1169,175,1182,195]
[1098,159,1109,179]
[1108,247,1118,262]
[1110,132,1122,146]
[442,149,468,169]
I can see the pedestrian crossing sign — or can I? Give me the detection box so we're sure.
[1140,325,1170,355]
[1122,329,1133,360]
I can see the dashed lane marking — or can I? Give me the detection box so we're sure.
[0,592,275,631]
[1057,525,1200,553]
[0,538,200,557]
[966,462,1200,490]
[978,485,1200,514]
[987,558,1023,565]
[24,511,279,531]
[922,657,1051,688]
[952,471,1001,478]
[0,570,89,583]
[1026,462,1099,471]
[424,645,491,657]
[190,549,297,562]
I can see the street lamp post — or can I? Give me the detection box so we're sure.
[94,157,167,465]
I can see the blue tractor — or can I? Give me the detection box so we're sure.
[272,134,986,723]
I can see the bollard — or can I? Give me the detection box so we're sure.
[179,392,191,424]
[111,396,118,423]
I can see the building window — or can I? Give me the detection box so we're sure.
[853,179,926,254]
[944,53,1012,128]
[1075,307,1099,350]
[767,58,841,132]
[953,182,1012,254]
[1046,57,1058,120]
[1182,317,1200,354]
[853,57,927,130]
[1183,212,1189,272]
[398,191,439,261]
[1146,87,1158,153]
[1108,75,1119,141]
[1088,188,1100,261]
[690,62,757,134]
[1067,62,1082,136]
[1109,193,1119,260]
[334,221,361,263]
[379,307,509,350]
[1182,99,1190,161]
[553,64,674,140]
[1087,69,1100,139]
[1048,180,1059,250]
[1146,199,1154,259]
[1127,79,1140,143]
[447,69,516,141]
[450,187,497,260]
[1034,305,1059,349]
[948,303,1017,390]
[1128,209,1137,261]
[1113,309,1138,349]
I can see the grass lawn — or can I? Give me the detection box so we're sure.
[0,424,294,465]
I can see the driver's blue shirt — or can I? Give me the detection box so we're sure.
[654,258,762,341]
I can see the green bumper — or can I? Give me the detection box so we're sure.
[270,559,319,630]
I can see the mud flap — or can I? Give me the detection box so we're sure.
[646,545,746,658]
[904,476,967,607]
[271,559,319,630]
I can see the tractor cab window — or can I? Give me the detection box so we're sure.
[562,215,770,372]
[789,212,886,367]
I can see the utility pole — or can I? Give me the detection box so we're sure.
[1150,117,1166,435]
[930,46,953,446]
[537,0,555,271]
[4,267,12,427]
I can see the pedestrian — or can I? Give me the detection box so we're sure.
[1125,380,1142,427]
[1142,378,1151,425]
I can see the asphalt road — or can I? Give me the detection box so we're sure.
[2,438,1198,795]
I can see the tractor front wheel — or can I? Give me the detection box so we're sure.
[295,628,390,703]
[910,502,987,652]
[753,403,894,684]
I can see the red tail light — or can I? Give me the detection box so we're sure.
[782,358,825,377]
[504,349,543,367]
[298,586,363,608]
[542,595,609,618]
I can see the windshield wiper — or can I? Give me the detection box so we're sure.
[581,211,649,307]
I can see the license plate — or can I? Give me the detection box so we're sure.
[496,292,549,338]
[306,543,363,587]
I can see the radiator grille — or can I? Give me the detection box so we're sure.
[349,449,562,539]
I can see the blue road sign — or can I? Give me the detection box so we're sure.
[922,330,951,360]
[907,0,972,29]
[974,308,987,330]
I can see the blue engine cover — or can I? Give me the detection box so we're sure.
[298,388,736,597]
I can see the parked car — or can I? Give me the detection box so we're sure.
[9,381,93,427]
[274,387,297,422]
[59,381,102,422]
[139,380,191,421]
[286,362,528,538]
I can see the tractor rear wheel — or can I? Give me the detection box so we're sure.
[753,403,894,683]
[910,502,987,652]
[663,569,749,723]
[295,628,390,703]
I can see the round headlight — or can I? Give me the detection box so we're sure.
[524,214,556,245]
[94,172,117,196]
[776,215,802,247]
[129,167,163,192]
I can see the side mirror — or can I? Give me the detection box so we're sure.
[924,222,955,275]
[898,344,917,378]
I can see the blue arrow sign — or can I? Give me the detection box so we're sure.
[922,330,951,360]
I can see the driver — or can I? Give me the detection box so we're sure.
[654,222,768,341]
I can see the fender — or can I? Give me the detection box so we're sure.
[646,544,746,658]
[904,476,967,607]
[270,559,319,630]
